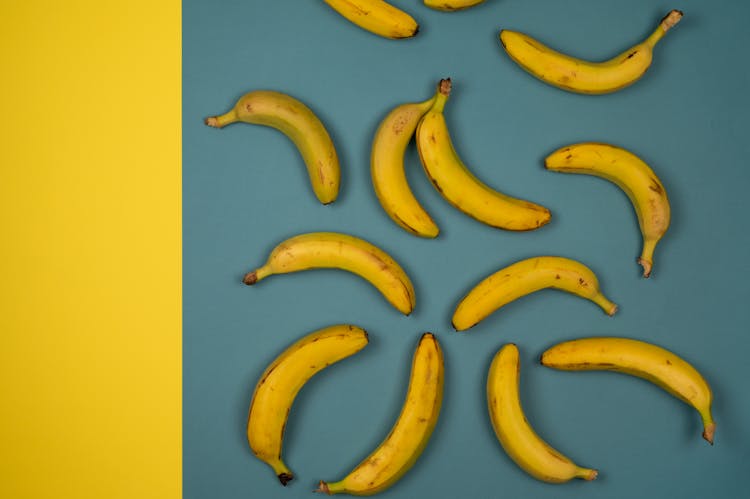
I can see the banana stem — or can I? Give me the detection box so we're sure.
[645,10,683,48]
[638,238,658,278]
[204,109,237,128]
[315,480,344,495]
[243,265,272,285]
[576,468,599,481]
[592,294,618,316]
[430,78,452,112]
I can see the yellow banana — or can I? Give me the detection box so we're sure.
[416,79,551,231]
[323,0,419,39]
[488,344,598,483]
[541,337,715,444]
[371,92,438,237]
[317,333,444,495]
[247,324,369,485]
[424,0,485,11]
[499,10,683,94]
[452,256,617,331]
[205,90,340,204]
[545,143,670,278]
[243,232,415,315]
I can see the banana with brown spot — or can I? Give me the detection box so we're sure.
[317,333,444,495]
[323,0,419,39]
[243,232,415,315]
[545,142,670,277]
[205,90,340,204]
[453,256,617,331]
[541,337,715,444]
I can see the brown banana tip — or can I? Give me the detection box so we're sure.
[703,423,716,445]
[637,258,653,278]
[242,271,258,285]
[414,25,420,36]
[315,481,331,494]
[204,116,219,127]
[438,78,452,96]
[277,473,293,486]
[661,10,683,31]
[363,329,369,342]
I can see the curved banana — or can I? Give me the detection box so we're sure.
[317,333,444,495]
[416,79,551,231]
[424,0,485,11]
[243,232,415,315]
[248,324,369,485]
[371,92,439,237]
[545,143,670,278]
[205,90,339,204]
[453,256,617,331]
[323,0,419,39]
[499,10,683,94]
[488,344,598,483]
[541,337,715,444]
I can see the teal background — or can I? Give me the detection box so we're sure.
[183,1,750,498]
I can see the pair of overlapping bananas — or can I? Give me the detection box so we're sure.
[247,325,713,492]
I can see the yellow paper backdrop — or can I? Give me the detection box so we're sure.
[0,2,181,498]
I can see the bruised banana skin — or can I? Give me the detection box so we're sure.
[416,79,551,231]
[323,0,419,39]
[205,90,340,204]
[499,10,683,94]
[453,256,617,331]
[488,344,598,483]
[541,337,715,444]
[317,333,444,495]
[247,324,369,485]
[424,0,485,11]
[243,232,415,315]
[545,142,670,278]
[371,92,439,237]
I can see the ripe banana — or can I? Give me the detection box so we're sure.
[499,10,683,94]
[323,0,419,39]
[488,344,598,483]
[243,232,415,315]
[317,333,444,495]
[416,79,551,231]
[205,90,340,204]
[424,0,485,11]
[545,143,670,278]
[452,256,617,331]
[371,92,439,237]
[247,324,369,485]
[541,337,715,444]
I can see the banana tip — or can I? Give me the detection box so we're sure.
[582,469,598,481]
[637,258,653,278]
[204,116,220,127]
[315,481,331,494]
[438,78,452,96]
[243,271,258,285]
[277,472,293,486]
[703,422,716,445]
[608,303,618,316]
[661,10,683,31]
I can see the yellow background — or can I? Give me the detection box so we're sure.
[0,2,181,498]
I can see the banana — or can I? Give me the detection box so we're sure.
[499,10,683,94]
[317,333,444,495]
[545,143,670,278]
[541,337,715,444]
[205,90,339,204]
[452,256,617,331]
[371,92,439,237]
[243,232,415,315]
[424,0,485,11]
[323,0,419,39]
[247,324,369,485]
[488,344,598,483]
[416,79,551,231]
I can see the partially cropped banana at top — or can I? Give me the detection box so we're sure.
[371,91,439,237]
[243,232,415,315]
[205,90,340,204]
[248,324,369,485]
[424,0,485,11]
[488,344,598,483]
[317,333,444,495]
[542,337,715,444]
[323,0,419,39]
[416,79,551,231]
[453,256,616,331]
[499,10,683,94]
[546,143,670,277]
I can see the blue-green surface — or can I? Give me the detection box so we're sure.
[183,1,750,497]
